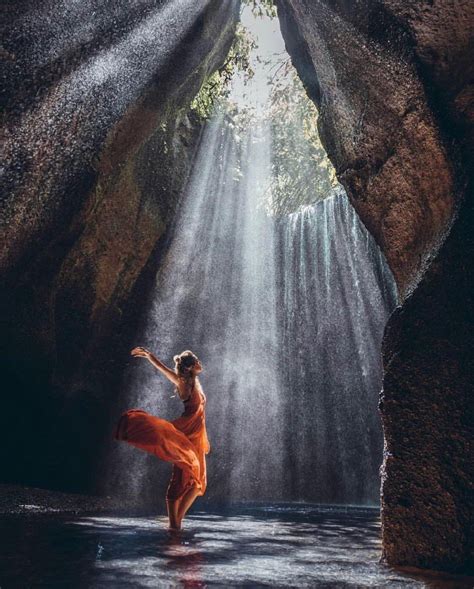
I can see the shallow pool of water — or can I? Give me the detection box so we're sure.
[0,504,471,587]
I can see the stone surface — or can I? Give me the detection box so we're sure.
[2,502,473,587]
[1,0,473,576]
[275,0,473,573]
[0,484,142,515]
[0,1,239,492]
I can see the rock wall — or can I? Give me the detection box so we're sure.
[0,0,240,492]
[275,0,473,573]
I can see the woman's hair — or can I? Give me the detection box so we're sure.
[173,350,199,377]
[173,350,199,397]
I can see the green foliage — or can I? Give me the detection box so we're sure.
[191,0,338,216]
[221,56,338,216]
[264,59,338,215]
[190,23,256,119]
[242,0,277,18]
[191,1,277,118]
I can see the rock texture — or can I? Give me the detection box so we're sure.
[1,1,239,492]
[275,0,473,573]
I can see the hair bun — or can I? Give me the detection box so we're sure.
[174,350,199,377]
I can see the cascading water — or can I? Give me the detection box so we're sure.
[109,112,287,504]
[276,191,398,504]
[105,8,398,507]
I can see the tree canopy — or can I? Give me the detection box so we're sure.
[191,0,339,216]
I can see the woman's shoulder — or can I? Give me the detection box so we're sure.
[196,379,206,404]
[190,378,206,403]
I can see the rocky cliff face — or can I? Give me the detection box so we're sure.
[275,0,473,573]
[1,0,240,492]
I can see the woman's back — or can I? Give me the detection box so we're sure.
[172,378,209,449]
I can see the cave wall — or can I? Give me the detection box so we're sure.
[0,0,240,492]
[275,0,473,573]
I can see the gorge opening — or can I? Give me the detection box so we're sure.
[104,4,398,509]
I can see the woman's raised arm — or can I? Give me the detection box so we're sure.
[131,346,179,386]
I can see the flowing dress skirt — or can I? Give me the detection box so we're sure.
[114,384,210,501]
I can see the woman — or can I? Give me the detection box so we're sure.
[114,347,210,530]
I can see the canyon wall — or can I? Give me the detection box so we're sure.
[275,0,473,573]
[1,0,472,574]
[1,0,240,492]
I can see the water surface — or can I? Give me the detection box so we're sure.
[1,504,470,588]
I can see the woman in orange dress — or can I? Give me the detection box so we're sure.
[114,347,210,530]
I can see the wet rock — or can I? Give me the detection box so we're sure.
[275,0,473,573]
[0,484,144,516]
[0,1,240,493]
[274,0,464,298]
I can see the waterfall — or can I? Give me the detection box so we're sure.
[277,190,398,504]
[106,110,397,506]
[108,113,287,503]
[104,6,398,507]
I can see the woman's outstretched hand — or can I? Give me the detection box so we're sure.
[131,346,152,359]
[131,347,179,385]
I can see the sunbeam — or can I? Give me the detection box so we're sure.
[105,6,398,508]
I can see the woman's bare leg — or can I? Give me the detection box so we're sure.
[176,485,200,527]
[166,499,180,529]
[166,465,184,529]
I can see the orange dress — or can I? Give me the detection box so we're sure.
[114,379,210,501]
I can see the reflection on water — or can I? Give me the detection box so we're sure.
[1,504,472,588]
